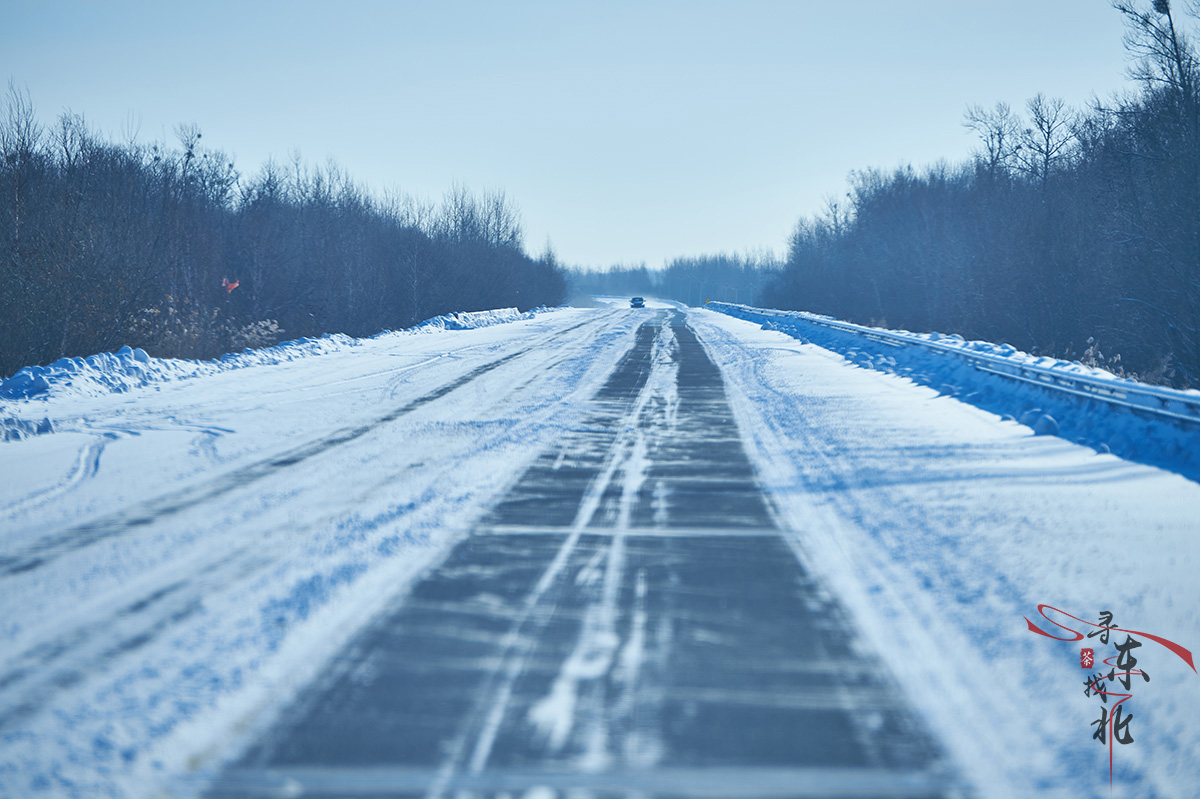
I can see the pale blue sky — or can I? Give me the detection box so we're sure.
[3,1,1134,268]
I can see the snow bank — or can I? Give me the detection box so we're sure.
[0,308,536,403]
[0,339,358,402]
[708,302,1200,482]
[1,415,54,441]
[412,307,534,332]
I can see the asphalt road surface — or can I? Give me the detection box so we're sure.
[208,311,962,799]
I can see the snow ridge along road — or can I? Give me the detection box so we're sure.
[209,311,961,799]
[706,302,1200,482]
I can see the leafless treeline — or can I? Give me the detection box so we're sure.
[570,251,781,308]
[763,1,1200,387]
[0,94,566,377]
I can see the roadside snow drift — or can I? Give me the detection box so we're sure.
[709,302,1200,482]
[0,307,537,405]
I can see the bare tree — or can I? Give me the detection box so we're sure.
[481,189,524,251]
[1114,0,1198,103]
[1016,94,1076,185]
[0,81,41,168]
[436,183,482,244]
[0,89,568,377]
[963,102,1021,179]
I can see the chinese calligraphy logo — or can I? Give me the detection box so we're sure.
[1025,605,1196,789]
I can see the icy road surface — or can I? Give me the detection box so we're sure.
[1,306,1198,799]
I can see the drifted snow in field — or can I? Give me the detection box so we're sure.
[691,309,1200,799]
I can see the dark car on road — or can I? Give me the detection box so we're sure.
[630,297,645,308]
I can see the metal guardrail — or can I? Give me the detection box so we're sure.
[707,302,1200,427]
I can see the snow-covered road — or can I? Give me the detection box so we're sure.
[1,306,1198,799]
[208,311,957,799]
[1,309,642,797]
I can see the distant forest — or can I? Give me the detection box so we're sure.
[7,2,1198,390]
[763,1,1200,388]
[0,92,566,377]
[570,251,781,308]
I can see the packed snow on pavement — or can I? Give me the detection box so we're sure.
[0,303,1198,799]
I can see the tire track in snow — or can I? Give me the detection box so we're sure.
[0,314,629,733]
[0,316,603,578]
[209,316,669,798]
[0,434,109,519]
[519,317,674,772]
[435,319,671,794]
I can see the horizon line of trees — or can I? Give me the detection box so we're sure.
[761,0,1200,388]
[0,89,566,378]
[569,249,782,307]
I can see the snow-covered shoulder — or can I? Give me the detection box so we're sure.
[707,301,1200,482]
[0,307,541,409]
[691,307,1200,799]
